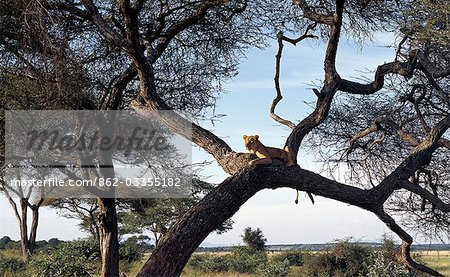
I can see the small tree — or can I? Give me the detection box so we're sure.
[241,227,267,251]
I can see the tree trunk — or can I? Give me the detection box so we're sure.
[137,170,264,276]
[19,199,30,261]
[136,166,378,276]
[98,197,119,277]
[28,207,40,255]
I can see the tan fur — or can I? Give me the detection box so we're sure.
[243,135,295,166]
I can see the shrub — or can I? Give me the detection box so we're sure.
[29,240,100,276]
[229,246,268,273]
[0,254,26,276]
[119,243,143,263]
[304,241,373,277]
[256,261,290,277]
[188,254,231,272]
[272,250,306,266]
[366,251,412,277]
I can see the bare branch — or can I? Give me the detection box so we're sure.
[399,180,450,213]
[152,2,216,61]
[338,61,414,95]
[271,26,317,129]
[293,0,334,25]
[80,0,122,46]
[270,31,297,130]
[372,115,450,202]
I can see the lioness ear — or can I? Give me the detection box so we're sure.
[243,135,247,140]
[255,135,259,140]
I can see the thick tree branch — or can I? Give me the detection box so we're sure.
[138,165,378,276]
[338,61,414,94]
[399,180,450,213]
[100,65,136,110]
[323,0,344,79]
[80,0,122,46]
[293,0,334,25]
[376,211,445,276]
[112,1,252,174]
[338,51,449,104]
[439,138,450,149]
[371,115,450,203]
[130,100,252,174]
[284,1,345,162]
[139,162,450,276]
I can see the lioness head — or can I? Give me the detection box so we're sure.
[243,135,260,149]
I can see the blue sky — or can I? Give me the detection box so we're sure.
[1,34,440,246]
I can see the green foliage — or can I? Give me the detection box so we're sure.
[0,236,13,250]
[0,254,26,276]
[272,250,307,266]
[366,251,411,277]
[366,235,412,277]
[304,241,374,277]
[29,240,100,277]
[187,247,269,274]
[119,236,145,263]
[241,227,267,251]
[229,246,268,273]
[255,261,290,277]
[47,238,64,248]
[188,254,231,272]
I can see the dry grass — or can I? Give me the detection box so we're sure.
[181,269,255,277]
[418,251,450,277]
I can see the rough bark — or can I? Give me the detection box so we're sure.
[19,199,29,260]
[136,165,373,276]
[98,197,119,277]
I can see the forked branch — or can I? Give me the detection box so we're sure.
[271,25,317,129]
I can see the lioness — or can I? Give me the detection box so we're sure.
[243,135,295,166]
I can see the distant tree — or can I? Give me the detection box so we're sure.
[0,236,12,249]
[118,180,233,247]
[48,238,64,249]
[49,199,100,241]
[241,227,267,252]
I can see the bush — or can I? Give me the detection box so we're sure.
[0,254,26,276]
[304,241,373,277]
[188,253,230,272]
[229,246,268,273]
[119,243,143,263]
[272,250,306,266]
[256,261,290,277]
[367,251,412,277]
[29,240,100,276]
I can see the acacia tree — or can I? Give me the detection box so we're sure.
[127,1,448,276]
[241,227,267,251]
[1,0,449,277]
[118,180,233,247]
[1,0,270,275]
